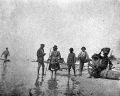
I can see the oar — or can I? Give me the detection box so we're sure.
[0,58,10,62]
[31,60,49,63]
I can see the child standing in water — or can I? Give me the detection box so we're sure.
[67,48,76,76]
[1,47,10,60]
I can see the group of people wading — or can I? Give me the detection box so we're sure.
[37,44,113,78]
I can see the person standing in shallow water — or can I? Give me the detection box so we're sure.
[1,47,10,60]
[67,48,76,76]
[48,45,61,75]
[78,47,90,76]
[37,44,46,76]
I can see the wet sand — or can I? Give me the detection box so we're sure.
[71,71,120,96]
[0,59,120,96]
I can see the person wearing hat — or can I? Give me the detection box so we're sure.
[78,46,90,76]
[97,48,113,74]
[67,48,76,76]
[89,47,113,78]
[37,44,46,76]
[48,45,61,75]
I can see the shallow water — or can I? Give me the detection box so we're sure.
[0,59,81,96]
[29,72,78,96]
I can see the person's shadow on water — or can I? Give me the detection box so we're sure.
[47,75,58,96]
[1,62,7,82]
[65,76,84,96]
[64,76,77,96]
[29,75,45,96]
[35,75,44,87]
[66,76,71,93]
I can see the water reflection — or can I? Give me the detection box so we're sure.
[29,69,81,96]
[65,76,74,96]
[33,75,45,96]
[30,74,59,96]
[47,76,58,96]
[35,75,44,87]
[0,61,9,95]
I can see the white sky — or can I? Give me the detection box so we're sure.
[0,0,120,61]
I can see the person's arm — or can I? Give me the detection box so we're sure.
[67,54,69,64]
[58,51,61,59]
[74,54,76,64]
[109,59,113,70]
[49,51,53,59]
[98,49,103,59]
[37,49,46,57]
[1,51,5,57]
[98,52,103,59]
[85,51,90,59]
[8,51,10,56]
[78,52,81,60]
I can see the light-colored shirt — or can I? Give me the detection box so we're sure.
[50,51,61,64]
[78,51,89,60]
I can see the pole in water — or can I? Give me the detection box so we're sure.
[45,48,52,75]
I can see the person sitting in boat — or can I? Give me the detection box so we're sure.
[98,48,113,71]
[48,45,61,75]
[89,47,113,78]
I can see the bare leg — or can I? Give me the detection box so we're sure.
[37,63,41,76]
[80,61,84,76]
[68,67,71,76]
[79,62,82,76]
[81,63,84,73]
[37,67,40,76]
[42,64,45,75]
[73,68,75,76]
[55,70,57,75]
[51,70,53,77]
[42,67,44,76]
[68,69,70,75]
[68,64,71,75]
[87,61,92,78]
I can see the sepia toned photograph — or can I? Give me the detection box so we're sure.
[0,0,120,96]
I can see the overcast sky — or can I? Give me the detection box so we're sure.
[0,0,120,61]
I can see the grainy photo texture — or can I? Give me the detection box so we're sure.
[0,0,120,96]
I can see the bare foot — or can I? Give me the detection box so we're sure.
[79,72,82,76]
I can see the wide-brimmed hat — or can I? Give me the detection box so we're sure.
[53,45,58,49]
[69,48,74,51]
[81,46,86,50]
[101,47,110,54]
